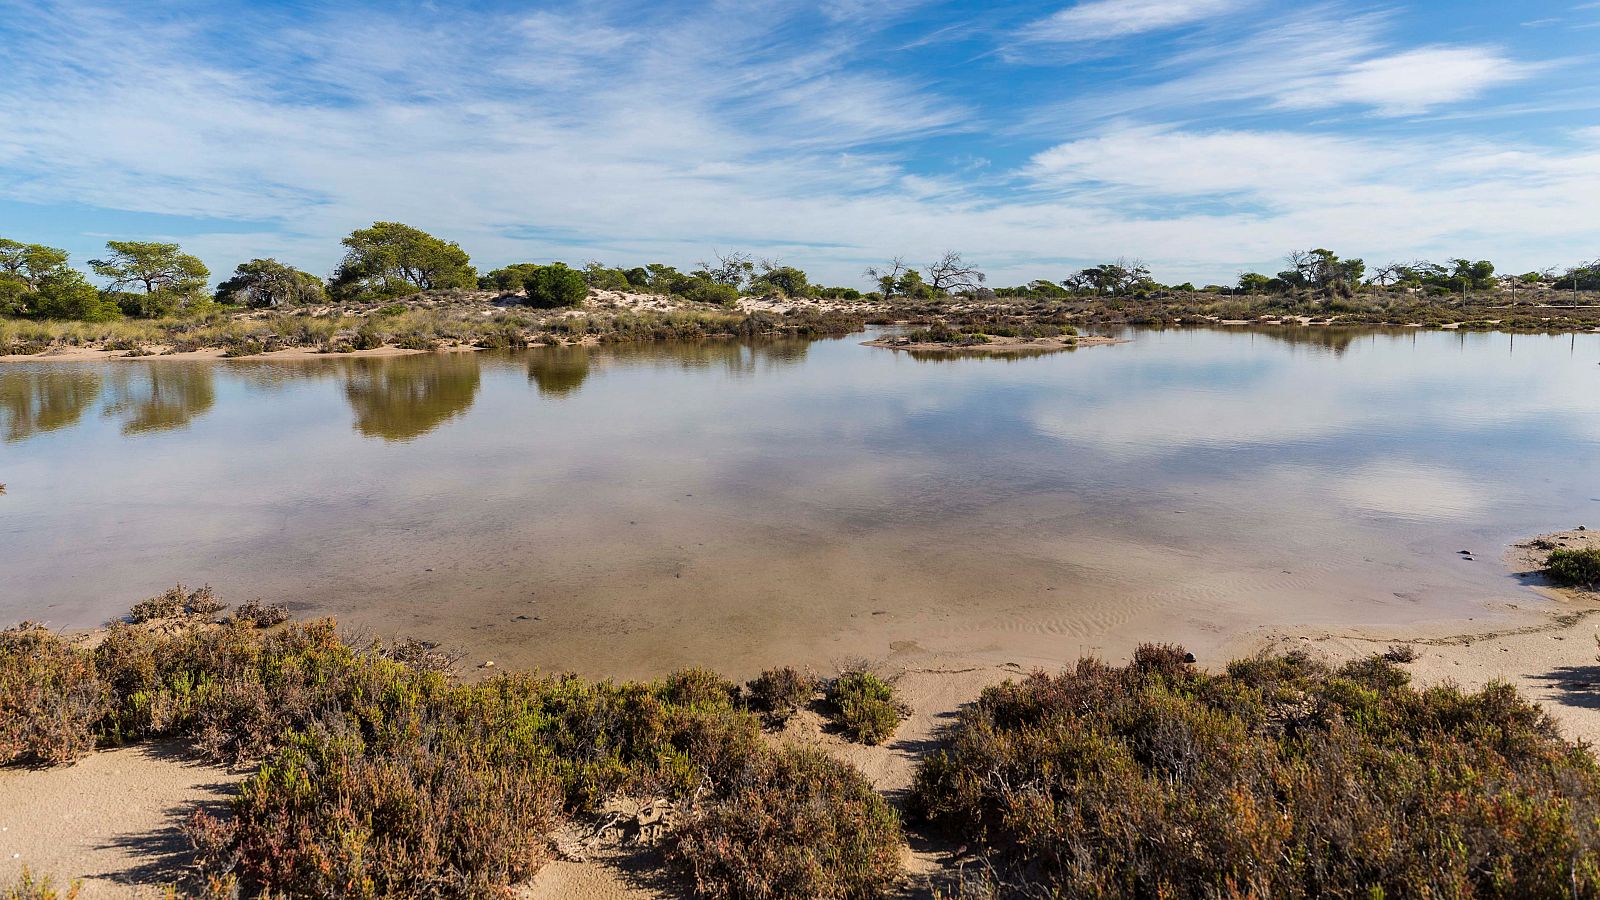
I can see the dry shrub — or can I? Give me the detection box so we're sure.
[745,666,817,725]
[912,644,1600,898]
[384,636,462,674]
[127,584,225,623]
[673,746,904,900]
[0,868,80,900]
[189,714,562,899]
[231,599,289,627]
[827,670,906,745]
[0,625,106,765]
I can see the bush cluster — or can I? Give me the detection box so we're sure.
[911,644,1600,898]
[1546,547,1600,588]
[745,666,818,726]
[827,671,906,745]
[672,746,903,900]
[2,593,907,899]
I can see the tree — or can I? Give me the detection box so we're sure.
[0,239,70,289]
[925,251,985,294]
[483,263,543,293]
[1368,262,1411,289]
[31,271,121,321]
[750,261,811,298]
[328,222,475,300]
[1067,259,1152,296]
[695,250,755,290]
[214,259,325,308]
[865,258,912,300]
[523,263,589,308]
[1278,249,1363,297]
[88,241,209,311]
[1237,272,1273,294]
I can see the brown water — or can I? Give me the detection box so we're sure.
[3,329,1598,677]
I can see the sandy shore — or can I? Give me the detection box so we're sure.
[0,343,482,363]
[5,529,1598,897]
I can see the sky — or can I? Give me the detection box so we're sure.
[1,0,1598,288]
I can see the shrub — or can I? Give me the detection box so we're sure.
[188,714,563,900]
[127,585,185,622]
[827,670,905,745]
[1546,547,1600,587]
[523,263,589,308]
[232,599,290,627]
[911,645,1600,898]
[0,868,81,900]
[0,625,106,765]
[672,746,904,900]
[745,666,816,725]
[127,584,223,622]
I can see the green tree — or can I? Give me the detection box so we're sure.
[31,271,121,321]
[483,263,543,293]
[0,239,70,289]
[750,263,811,298]
[328,222,476,300]
[88,240,208,317]
[214,259,326,308]
[523,263,589,308]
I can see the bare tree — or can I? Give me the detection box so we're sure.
[925,251,986,294]
[697,249,754,288]
[1369,262,1408,289]
[865,256,911,298]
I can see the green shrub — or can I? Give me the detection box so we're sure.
[745,666,816,725]
[0,625,106,765]
[1546,547,1600,587]
[524,263,589,308]
[672,746,904,900]
[911,645,1600,898]
[827,670,905,745]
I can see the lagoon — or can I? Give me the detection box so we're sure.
[3,328,1598,677]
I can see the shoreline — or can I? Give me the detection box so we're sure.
[5,530,1598,896]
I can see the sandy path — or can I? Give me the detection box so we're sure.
[0,743,244,897]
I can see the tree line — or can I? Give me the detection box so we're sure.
[3,224,1597,323]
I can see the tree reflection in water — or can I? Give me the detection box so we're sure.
[344,353,481,442]
[525,346,591,397]
[0,369,103,442]
[104,364,216,435]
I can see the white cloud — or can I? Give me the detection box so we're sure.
[1024,0,1249,42]
[1276,46,1536,116]
[0,0,1594,289]
[1027,127,1398,197]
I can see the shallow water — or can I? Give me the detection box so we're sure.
[3,329,1599,677]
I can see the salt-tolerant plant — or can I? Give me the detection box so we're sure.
[827,670,906,745]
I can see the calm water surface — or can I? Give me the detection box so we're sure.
[3,329,1598,677]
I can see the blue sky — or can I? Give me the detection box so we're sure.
[2,0,1598,287]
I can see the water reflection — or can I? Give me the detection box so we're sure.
[104,365,216,434]
[600,338,813,376]
[0,369,103,441]
[526,346,591,397]
[344,353,481,442]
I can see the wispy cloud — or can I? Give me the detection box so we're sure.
[1022,0,1250,42]
[1275,46,1538,116]
[0,0,1595,287]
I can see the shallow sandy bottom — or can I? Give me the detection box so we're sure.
[9,536,1599,899]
